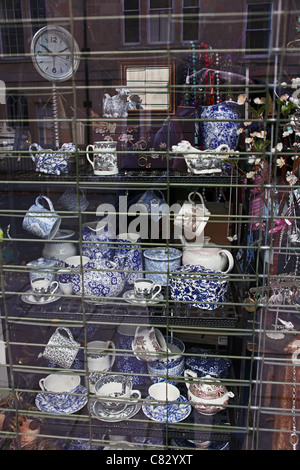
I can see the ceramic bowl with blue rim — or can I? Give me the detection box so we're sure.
[169,264,228,310]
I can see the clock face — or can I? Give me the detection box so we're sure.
[31,26,80,82]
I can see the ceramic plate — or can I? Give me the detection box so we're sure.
[88,397,141,422]
[142,395,191,423]
[21,290,61,305]
[123,290,164,306]
[35,385,88,414]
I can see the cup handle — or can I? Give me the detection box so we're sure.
[36,195,55,212]
[39,378,46,391]
[50,281,59,295]
[86,145,94,167]
[152,285,162,298]
[130,389,141,403]
[106,340,116,368]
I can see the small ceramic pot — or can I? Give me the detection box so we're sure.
[30,142,75,175]
[27,257,63,283]
[86,141,118,175]
[131,326,168,362]
[143,247,182,286]
[169,264,228,310]
[184,371,234,416]
[86,340,116,393]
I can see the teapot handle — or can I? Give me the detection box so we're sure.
[184,369,197,388]
[219,249,234,273]
[35,195,55,212]
[188,191,205,206]
[29,143,41,162]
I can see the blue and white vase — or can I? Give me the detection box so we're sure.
[82,221,115,260]
[196,101,241,150]
[143,247,182,286]
[116,232,143,285]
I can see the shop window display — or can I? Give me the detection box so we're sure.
[0,0,299,452]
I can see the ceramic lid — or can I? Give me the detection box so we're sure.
[144,247,182,261]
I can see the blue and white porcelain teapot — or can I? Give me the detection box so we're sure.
[71,252,129,300]
[30,143,75,175]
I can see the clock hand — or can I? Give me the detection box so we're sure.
[57,47,70,53]
[39,44,52,53]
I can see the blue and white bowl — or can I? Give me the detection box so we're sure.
[144,247,182,286]
[185,347,232,378]
[169,264,228,310]
[147,336,185,385]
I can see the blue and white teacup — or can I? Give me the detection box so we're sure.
[39,373,81,405]
[22,195,61,240]
[57,268,73,295]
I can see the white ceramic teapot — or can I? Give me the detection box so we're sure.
[182,236,234,273]
[184,370,234,416]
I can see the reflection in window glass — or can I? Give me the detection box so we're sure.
[149,0,173,43]
[182,0,200,42]
[0,0,24,56]
[245,2,272,55]
[126,66,170,110]
[123,0,140,44]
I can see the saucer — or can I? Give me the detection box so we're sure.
[21,290,61,305]
[123,290,164,306]
[142,395,191,423]
[88,397,141,422]
[35,385,88,414]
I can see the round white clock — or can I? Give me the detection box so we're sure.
[30,25,80,82]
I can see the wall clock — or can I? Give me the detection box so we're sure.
[30,25,80,82]
[30,26,80,148]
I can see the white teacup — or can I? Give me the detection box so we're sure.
[31,277,58,301]
[39,373,81,404]
[133,279,161,300]
[148,383,180,412]
[86,340,116,393]
[95,374,141,415]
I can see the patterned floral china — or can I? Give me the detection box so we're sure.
[81,221,116,260]
[23,195,61,240]
[169,264,228,310]
[184,371,234,416]
[27,257,63,283]
[30,142,75,175]
[71,256,127,300]
[143,247,182,286]
[196,101,242,150]
[35,385,88,414]
[94,374,141,415]
[131,326,168,362]
[147,336,185,385]
[185,347,232,379]
[142,395,191,423]
[114,324,148,386]
[116,232,143,284]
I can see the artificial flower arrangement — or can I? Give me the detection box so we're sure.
[236,78,300,243]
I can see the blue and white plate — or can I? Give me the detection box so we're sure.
[88,397,141,422]
[142,395,191,423]
[35,385,88,414]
